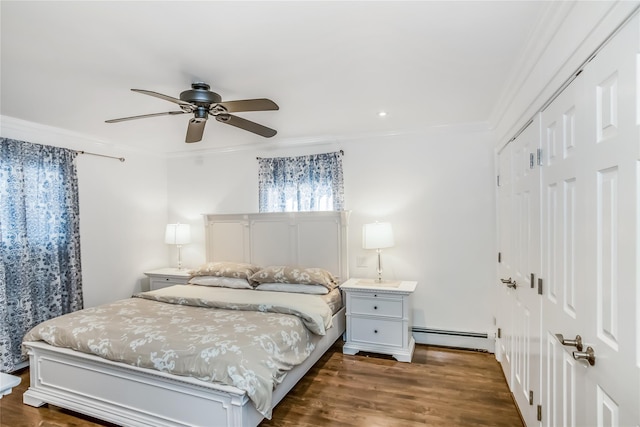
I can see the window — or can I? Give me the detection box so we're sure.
[257,151,344,212]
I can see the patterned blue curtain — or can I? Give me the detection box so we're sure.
[0,138,83,372]
[258,151,344,212]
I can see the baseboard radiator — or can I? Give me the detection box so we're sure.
[412,327,493,353]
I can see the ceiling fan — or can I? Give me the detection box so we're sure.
[106,83,279,143]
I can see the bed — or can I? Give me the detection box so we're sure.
[22,211,350,427]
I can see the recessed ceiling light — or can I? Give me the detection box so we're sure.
[378,111,387,117]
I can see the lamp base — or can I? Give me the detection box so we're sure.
[176,245,184,270]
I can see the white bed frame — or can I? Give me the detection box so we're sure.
[23,211,350,427]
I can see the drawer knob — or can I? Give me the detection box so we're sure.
[374,330,378,334]
[374,306,378,310]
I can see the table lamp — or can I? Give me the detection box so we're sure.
[363,222,394,283]
[165,223,191,270]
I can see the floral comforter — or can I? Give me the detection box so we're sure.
[23,285,338,418]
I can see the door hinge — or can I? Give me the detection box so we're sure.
[498,252,502,263]
[497,328,502,339]
[538,278,543,295]
[537,404,542,421]
[537,148,543,166]
[530,273,535,289]
[529,390,534,405]
[497,175,500,187]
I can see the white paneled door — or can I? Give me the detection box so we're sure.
[497,115,542,427]
[510,117,542,427]
[497,142,514,386]
[540,66,588,427]
[539,15,638,427]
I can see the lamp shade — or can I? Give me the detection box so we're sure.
[363,222,394,249]
[165,223,191,245]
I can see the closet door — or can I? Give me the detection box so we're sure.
[540,16,639,426]
[496,142,514,386]
[510,117,542,427]
[578,15,639,426]
[497,119,542,427]
[540,69,587,427]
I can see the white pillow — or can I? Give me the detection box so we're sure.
[255,282,329,295]
[188,276,253,289]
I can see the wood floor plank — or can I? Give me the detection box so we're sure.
[0,342,523,427]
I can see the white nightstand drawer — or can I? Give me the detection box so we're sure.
[150,277,186,289]
[349,295,403,318]
[350,317,403,348]
[145,268,191,291]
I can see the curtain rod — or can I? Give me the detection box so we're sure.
[256,150,344,160]
[76,150,125,162]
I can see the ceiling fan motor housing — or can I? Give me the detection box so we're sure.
[180,82,222,106]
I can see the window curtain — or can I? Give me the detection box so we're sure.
[0,138,83,372]
[258,151,344,212]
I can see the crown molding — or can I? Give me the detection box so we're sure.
[1,114,493,160]
[488,1,574,130]
[0,115,164,159]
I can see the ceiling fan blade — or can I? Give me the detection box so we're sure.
[185,119,207,143]
[214,114,277,138]
[215,98,279,113]
[105,111,186,123]
[131,89,192,107]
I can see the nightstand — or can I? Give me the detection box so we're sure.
[341,278,417,362]
[0,372,21,399]
[144,268,191,290]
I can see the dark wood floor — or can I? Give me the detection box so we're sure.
[0,342,523,427]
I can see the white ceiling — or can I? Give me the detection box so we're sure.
[0,1,552,155]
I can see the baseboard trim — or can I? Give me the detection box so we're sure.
[412,327,494,353]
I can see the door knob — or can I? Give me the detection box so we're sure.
[572,346,596,366]
[555,334,583,351]
[501,278,517,289]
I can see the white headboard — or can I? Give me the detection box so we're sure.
[203,211,350,283]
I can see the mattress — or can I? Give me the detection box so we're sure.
[23,285,342,418]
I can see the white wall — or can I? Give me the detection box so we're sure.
[1,116,169,307]
[167,126,497,342]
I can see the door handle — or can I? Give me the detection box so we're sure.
[501,278,517,289]
[555,334,583,351]
[572,346,596,366]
